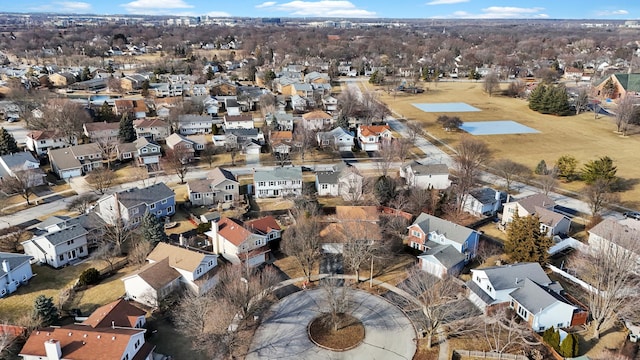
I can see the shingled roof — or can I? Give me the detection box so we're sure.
[81,299,146,328]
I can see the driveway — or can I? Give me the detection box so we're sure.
[246,288,416,360]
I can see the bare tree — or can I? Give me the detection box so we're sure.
[85,167,115,195]
[375,140,397,177]
[452,136,491,212]
[538,169,558,196]
[584,179,619,217]
[281,202,322,282]
[614,95,637,136]
[483,308,537,353]
[293,126,316,162]
[340,220,388,282]
[200,143,217,168]
[214,264,280,319]
[0,227,27,253]
[320,278,352,332]
[0,169,43,206]
[66,193,98,214]
[94,136,119,169]
[492,159,531,194]
[163,147,190,184]
[574,87,590,115]
[128,237,152,267]
[34,99,90,145]
[474,238,503,265]
[483,72,500,97]
[570,223,640,339]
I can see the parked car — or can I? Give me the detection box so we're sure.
[623,211,640,220]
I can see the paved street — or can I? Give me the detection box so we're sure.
[246,288,416,360]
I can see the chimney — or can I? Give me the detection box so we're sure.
[44,339,62,360]
[515,277,519,285]
[2,260,11,283]
[179,234,186,246]
[209,220,219,253]
[111,320,115,329]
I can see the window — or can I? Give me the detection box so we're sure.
[167,206,173,213]
[59,254,64,261]
[79,247,83,253]
[67,239,74,245]
[269,181,275,186]
[557,323,563,328]
[150,203,156,210]
[321,184,328,190]
[258,181,265,187]
[194,193,201,199]
[134,339,140,349]
[225,194,233,201]
[123,354,129,360]
[411,230,421,238]
[131,208,139,215]
[225,184,234,190]
[161,199,167,204]
[157,211,162,215]
[255,239,263,246]
[132,217,141,224]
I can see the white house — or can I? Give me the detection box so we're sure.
[0,152,46,186]
[223,114,254,130]
[25,130,77,156]
[399,161,450,190]
[22,224,89,268]
[316,127,355,151]
[315,163,363,201]
[0,252,33,298]
[264,111,294,131]
[177,114,215,135]
[463,187,506,217]
[134,118,171,141]
[301,110,333,130]
[83,121,119,143]
[357,125,393,152]
[253,166,303,198]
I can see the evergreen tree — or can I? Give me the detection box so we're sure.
[118,114,135,142]
[548,86,572,116]
[555,155,578,181]
[206,66,215,80]
[81,66,91,81]
[559,333,579,357]
[528,84,546,111]
[534,160,548,175]
[549,328,561,352]
[96,101,116,122]
[141,80,150,97]
[368,70,384,85]
[374,176,397,206]
[505,211,553,265]
[140,211,167,244]
[542,326,556,345]
[0,127,19,155]
[582,156,617,185]
[186,65,192,75]
[33,294,59,327]
[336,115,349,131]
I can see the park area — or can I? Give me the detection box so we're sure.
[373,81,640,206]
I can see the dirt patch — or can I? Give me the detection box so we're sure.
[308,313,365,351]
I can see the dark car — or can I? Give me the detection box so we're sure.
[623,212,640,220]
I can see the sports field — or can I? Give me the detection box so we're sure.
[372,81,640,206]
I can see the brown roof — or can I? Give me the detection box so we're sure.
[153,97,182,106]
[19,325,150,360]
[335,206,379,221]
[225,115,253,122]
[217,217,253,247]
[188,179,213,194]
[514,193,555,214]
[207,167,237,186]
[115,99,148,113]
[147,242,209,273]
[134,118,169,128]
[81,299,146,329]
[270,131,293,142]
[27,130,63,140]
[135,258,181,290]
[84,121,119,133]
[246,216,281,234]
[320,221,382,243]
[534,206,567,227]
[302,110,332,120]
[359,125,391,137]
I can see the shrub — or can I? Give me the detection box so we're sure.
[559,333,579,357]
[78,268,100,286]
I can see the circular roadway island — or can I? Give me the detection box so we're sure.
[246,288,417,360]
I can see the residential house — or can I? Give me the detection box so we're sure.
[165,133,196,162]
[320,206,382,254]
[206,216,281,266]
[19,325,154,360]
[502,193,571,237]
[114,99,148,119]
[301,110,333,130]
[25,130,77,156]
[265,111,294,131]
[210,81,238,96]
[315,163,363,201]
[48,72,76,87]
[149,83,182,98]
[467,262,586,331]
[269,131,293,155]
[588,218,640,255]
[223,115,254,130]
[215,129,264,148]
[35,213,106,250]
[304,71,330,84]
[594,73,640,100]
[407,213,479,277]
[80,299,146,329]
[463,187,507,217]
[117,137,162,168]
[223,98,241,116]
[322,96,338,113]
[253,166,303,198]
[203,96,220,116]
[133,118,171,141]
[120,74,148,92]
[177,114,215,135]
[122,242,219,306]
[96,183,175,226]
[357,125,393,151]
[83,121,119,143]
[0,152,46,186]
[291,94,308,112]
[22,224,88,268]
[243,140,262,155]
[187,167,239,206]
[399,161,450,190]
[48,143,103,179]
[0,252,33,298]
[316,127,354,151]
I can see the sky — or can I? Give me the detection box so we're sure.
[9,0,640,19]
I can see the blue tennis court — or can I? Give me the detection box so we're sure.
[460,121,540,135]
[412,102,481,112]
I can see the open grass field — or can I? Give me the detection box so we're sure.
[373,81,640,206]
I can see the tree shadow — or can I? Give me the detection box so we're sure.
[613,177,639,192]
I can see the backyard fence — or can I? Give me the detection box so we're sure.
[453,350,528,360]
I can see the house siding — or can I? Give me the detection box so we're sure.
[0,261,32,297]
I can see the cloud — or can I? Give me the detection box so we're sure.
[121,0,194,14]
[206,11,231,17]
[56,1,92,11]
[426,0,468,5]
[438,6,548,19]
[258,1,376,18]
[594,9,629,16]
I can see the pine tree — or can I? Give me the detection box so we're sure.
[582,156,617,185]
[535,160,548,175]
[559,333,579,357]
[549,328,561,352]
[33,294,59,327]
[528,84,546,111]
[140,211,167,244]
[374,176,397,206]
[0,127,19,155]
[505,211,553,265]
[96,101,115,122]
[81,66,91,81]
[118,114,135,143]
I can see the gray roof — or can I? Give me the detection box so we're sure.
[509,278,572,313]
[474,262,551,291]
[535,206,568,227]
[0,152,39,170]
[226,128,259,137]
[466,279,495,305]
[317,127,354,141]
[588,218,639,247]
[510,193,555,213]
[36,216,70,230]
[411,213,476,245]
[254,166,302,182]
[188,179,213,193]
[404,161,448,176]
[116,183,175,209]
[41,224,88,246]
[49,144,101,171]
[419,244,465,268]
[134,137,160,150]
[316,171,339,184]
[0,252,32,277]
[469,187,500,205]
[208,167,237,186]
[178,114,213,123]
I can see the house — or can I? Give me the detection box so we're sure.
[466,263,586,331]
[187,167,239,206]
[253,166,303,198]
[315,163,363,201]
[177,114,215,135]
[25,130,77,156]
[357,125,393,151]
[501,193,570,237]
[407,213,479,277]
[594,73,640,100]
[83,121,119,143]
[133,118,171,141]
[316,127,354,151]
[165,133,196,162]
[269,130,293,155]
[120,74,147,92]
[588,218,640,255]
[0,252,33,298]
[223,115,254,130]
[35,213,106,249]
[290,94,308,112]
[304,71,330,84]
[206,216,281,266]
[399,161,450,190]
[19,325,154,360]
[301,110,333,130]
[265,111,294,131]
[243,139,262,155]
[0,152,46,186]
[116,137,162,169]
[122,242,219,306]
[22,224,89,268]
[463,187,506,217]
[114,99,148,119]
[48,72,76,87]
[320,206,383,254]
[48,143,103,179]
[322,96,338,113]
[80,299,146,329]
[96,183,175,226]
